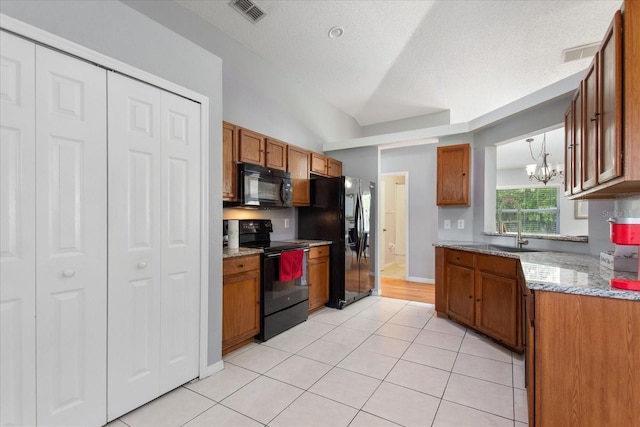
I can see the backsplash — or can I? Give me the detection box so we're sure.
[613,194,640,218]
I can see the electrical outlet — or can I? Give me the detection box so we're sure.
[284,218,290,229]
[444,220,451,229]
[457,219,465,229]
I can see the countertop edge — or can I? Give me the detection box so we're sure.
[436,242,640,301]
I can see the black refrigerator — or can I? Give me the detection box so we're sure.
[298,176,375,309]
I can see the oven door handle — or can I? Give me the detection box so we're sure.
[265,248,310,258]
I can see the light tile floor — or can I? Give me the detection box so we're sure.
[107,296,528,427]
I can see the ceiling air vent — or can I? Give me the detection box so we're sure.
[562,42,600,63]
[229,0,266,24]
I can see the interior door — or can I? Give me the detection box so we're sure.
[35,45,107,427]
[107,72,162,420]
[159,90,200,393]
[0,31,36,427]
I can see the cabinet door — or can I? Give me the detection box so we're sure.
[598,11,623,184]
[0,31,36,427]
[36,45,107,427]
[327,157,342,177]
[222,269,260,350]
[437,144,470,206]
[159,90,200,394]
[287,145,310,206]
[222,122,237,200]
[582,57,598,190]
[266,138,287,171]
[563,105,574,195]
[571,84,584,195]
[475,271,519,348]
[238,128,265,165]
[445,263,475,325]
[107,72,163,419]
[308,246,330,312]
[310,152,327,175]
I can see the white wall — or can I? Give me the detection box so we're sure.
[380,144,437,282]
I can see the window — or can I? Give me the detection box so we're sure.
[496,187,559,234]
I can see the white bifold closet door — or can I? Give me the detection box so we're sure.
[107,72,201,421]
[34,45,108,427]
[1,31,37,427]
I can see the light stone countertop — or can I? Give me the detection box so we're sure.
[435,242,640,301]
[222,247,262,259]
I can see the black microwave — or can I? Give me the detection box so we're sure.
[238,164,293,208]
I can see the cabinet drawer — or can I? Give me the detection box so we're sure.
[309,245,329,259]
[223,255,260,276]
[445,249,475,268]
[477,254,517,277]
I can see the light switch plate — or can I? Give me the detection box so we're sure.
[444,220,451,229]
[457,220,464,229]
[284,218,290,229]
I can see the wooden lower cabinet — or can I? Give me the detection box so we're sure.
[528,290,640,426]
[436,247,522,352]
[307,245,330,312]
[222,255,260,354]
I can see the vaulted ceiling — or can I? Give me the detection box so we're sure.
[175,0,621,127]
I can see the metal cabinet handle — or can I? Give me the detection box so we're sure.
[138,261,147,269]
[63,269,75,278]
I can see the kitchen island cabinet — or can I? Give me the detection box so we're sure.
[222,254,261,354]
[437,242,640,427]
[307,244,330,312]
[526,290,640,427]
[436,247,522,352]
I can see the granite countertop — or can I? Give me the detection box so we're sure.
[285,239,333,247]
[223,247,263,259]
[435,242,640,301]
[223,240,332,259]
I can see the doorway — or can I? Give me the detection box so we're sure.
[380,173,408,280]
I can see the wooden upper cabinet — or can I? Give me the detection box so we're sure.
[238,127,265,166]
[564,4,638,199]
[598,10,623,184]
[287,145,311,206]
[564,106,574,196]
[327,157,342,177]
[265,137,287,171]
[571,84,584,195]
[222,121,237,201]
[310,152,327,175]
[582,57,598,191]
[437,143,470,206]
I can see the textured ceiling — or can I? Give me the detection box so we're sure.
[176,0,621,127]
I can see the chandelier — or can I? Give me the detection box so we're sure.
[525,133,564,185]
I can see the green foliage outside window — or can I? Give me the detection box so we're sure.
[496,187,559,234]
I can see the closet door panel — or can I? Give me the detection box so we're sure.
[159,91,201,393]
[0,31,36,427]
[35,46,107,427]
[107,72,162,420]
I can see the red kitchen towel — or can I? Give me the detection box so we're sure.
[279,249,304,282]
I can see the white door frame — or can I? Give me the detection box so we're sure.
[379,172,409,280]
[0,14,213,378]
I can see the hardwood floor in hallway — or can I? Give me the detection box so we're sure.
[380,277,435,304]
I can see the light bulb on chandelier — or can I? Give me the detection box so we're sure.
[525,133,564,185]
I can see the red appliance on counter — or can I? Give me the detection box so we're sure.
[609,217,640,291]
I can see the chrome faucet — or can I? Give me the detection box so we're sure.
[497,196,529,248]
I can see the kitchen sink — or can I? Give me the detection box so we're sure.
[457,243,539,253]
